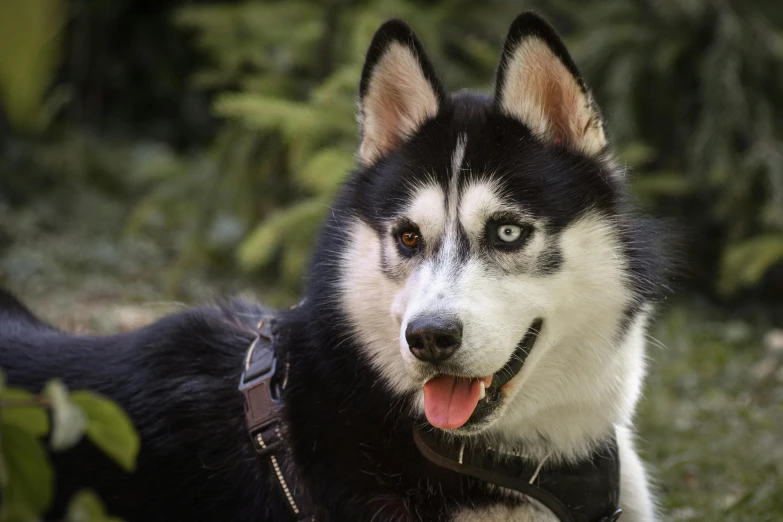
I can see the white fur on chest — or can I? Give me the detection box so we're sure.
[452,501,559,522]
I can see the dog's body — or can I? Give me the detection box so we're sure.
[0,13,665,521]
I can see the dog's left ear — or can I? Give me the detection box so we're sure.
[358,20,445,166]
[495,13,607,157]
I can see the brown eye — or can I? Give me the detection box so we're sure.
[399,230,421,250]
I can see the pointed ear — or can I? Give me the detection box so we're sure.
[495,13,607,157]
[358,20,445,166]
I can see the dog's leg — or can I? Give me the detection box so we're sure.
[617,425,658,521]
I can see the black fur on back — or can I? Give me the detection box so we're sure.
[0,290,297,521]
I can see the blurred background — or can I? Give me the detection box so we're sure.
[0,0,781,520]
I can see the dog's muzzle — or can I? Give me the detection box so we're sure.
[421,318,543,431]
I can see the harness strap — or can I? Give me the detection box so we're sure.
[413,428,623,522]
[239,317,314,522]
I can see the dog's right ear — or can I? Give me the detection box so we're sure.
[358,20,445,167]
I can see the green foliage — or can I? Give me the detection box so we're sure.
[165,0,783,298]
[3,0,783,302]
[544,0,783,293]
[171,0,523,300]
[720,234,783,294]
[0,0,65,133]
[44,380,88,451]
[0,424,53,520]
[0,371,138,522]
[237,199,324,276]
[71,392,140,473]
[65,490,124,522]
[0,390,48,437]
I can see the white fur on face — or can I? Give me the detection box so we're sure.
[339,218,414,394]
[481,218,648,455]
[448,134,467,220]
[458,181,505,238]
[406,184,447,247]
[339,139,648,465]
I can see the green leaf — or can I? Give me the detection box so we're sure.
[0,440,6,490]
[0,424,54,516]
[0,0,65,133]
[296,149,353,195]
[43,379,87,451]
[0,388,49,437]
[65,489,118,522]
[0,369,6,392]
[214,94,315,138]
[617,141,656,166]
[71,391,140,473]
[0,502,39,522]
[237,199,326,270]
[719,234,783,295]
[632,171,690,198]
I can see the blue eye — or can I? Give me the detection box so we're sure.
[488,221,533,250]
[497,224,522,243]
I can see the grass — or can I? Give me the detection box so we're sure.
[640,307,783,520]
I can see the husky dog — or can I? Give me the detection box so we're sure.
[0,13,664,522]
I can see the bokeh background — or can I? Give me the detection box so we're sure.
[1,1,782,520]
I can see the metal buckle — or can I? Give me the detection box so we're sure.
[239,334,282,451]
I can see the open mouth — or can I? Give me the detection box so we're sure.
[422,318,543,430]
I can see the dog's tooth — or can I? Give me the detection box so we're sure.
[479,381,486,400]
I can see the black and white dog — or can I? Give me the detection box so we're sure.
[1,13,665,521]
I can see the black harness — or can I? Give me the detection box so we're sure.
[238,316,623,522]
[238,316,315,522]
[414,428,623,522]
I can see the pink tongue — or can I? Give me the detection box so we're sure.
[423,375,481,429]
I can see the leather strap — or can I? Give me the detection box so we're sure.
[239,317,314,522]
[413,428,623,522]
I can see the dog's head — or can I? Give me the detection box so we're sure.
[323,13,661,439]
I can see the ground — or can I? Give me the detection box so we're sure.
[2,209,782,521]
[639,307,783,521]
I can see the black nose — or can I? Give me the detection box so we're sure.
[405,316,462,363]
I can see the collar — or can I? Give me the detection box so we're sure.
[413,427,623,522]
[239,316,314,522]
